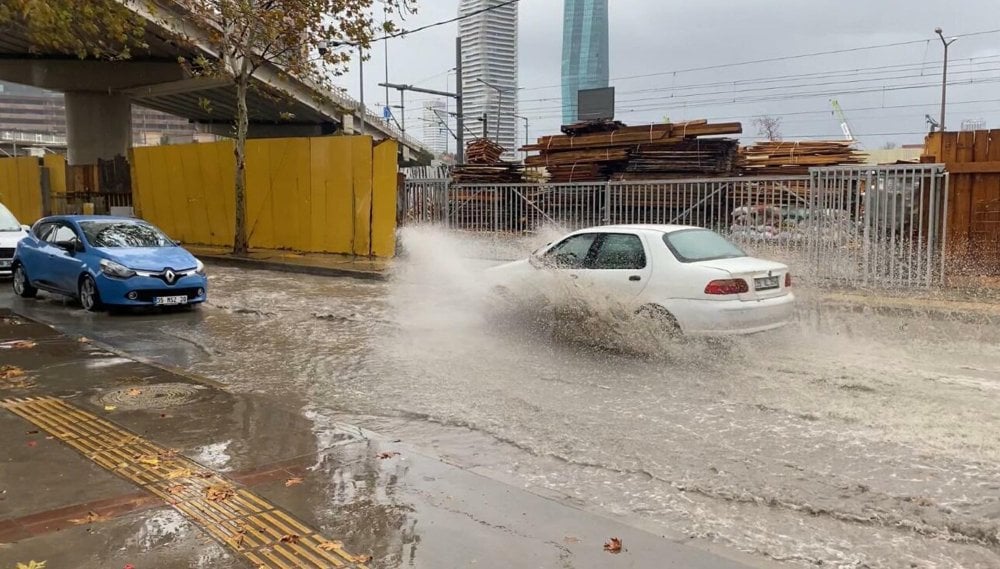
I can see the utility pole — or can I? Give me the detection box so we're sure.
[935,27,958,133]
[399,89,406,139]
[481,113,489,139]
[358,47,365,136]
[455,37,464,164]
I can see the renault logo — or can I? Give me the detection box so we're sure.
[164,269,176,284]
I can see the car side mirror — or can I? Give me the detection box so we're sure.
[55,239,84,253]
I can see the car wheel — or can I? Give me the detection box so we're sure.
[78,275,103,312]
[12,264,38,298]
[636,304,682,337]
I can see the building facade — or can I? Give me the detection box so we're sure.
[458,0,518,160]
[421,99,449,156]
[561,0,609,125]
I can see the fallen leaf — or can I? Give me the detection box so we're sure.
[205,485,235,502]
[25,430,39,435]
[124,565,135,569]
[15,561,46,569]
[357,554,373,563]
[317,540,344,551]
[45,435,54,440]
[166,484,187,495]
[157,449,179,459]
[194,471,215,479]
[159,413,169,419]
[284,477,304,487]
[26,441,37,448]
[603,537,623,554]
[279,534,300,544]
[126,388,142,397]
[165,467,193,479]
[136,455,160,466]
[377,451,400,460]
[104,405,117,412]
[1,340,37,349]
[69,511,108,525]
[78,337,91,343]
[564,535,581,544]
[1,365,25,380]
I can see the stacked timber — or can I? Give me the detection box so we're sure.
[452,138,523,183]
[741,141,866,175]
[465,138,506,164]
[451,163,523,184]
[617,138,739,180]
[522,120,743,183]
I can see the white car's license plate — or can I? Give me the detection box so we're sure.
[154,295,188,306]
[0,260,10,268]
[754,276,780,290]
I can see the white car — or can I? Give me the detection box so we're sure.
[488,224,795,336]
[0,202,29,278]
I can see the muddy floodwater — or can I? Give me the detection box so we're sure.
[22,230,1000,568]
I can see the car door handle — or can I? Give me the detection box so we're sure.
[629,275,641,281]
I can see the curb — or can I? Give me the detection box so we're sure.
[811,297,1000,325]
[199,254,388,281]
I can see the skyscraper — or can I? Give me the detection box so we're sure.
[561,0,609,125]
[458,0,518,160]
[422,99,449,155]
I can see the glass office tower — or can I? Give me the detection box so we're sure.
[561,0,609,125]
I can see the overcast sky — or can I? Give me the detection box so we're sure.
[332,0,1000,150]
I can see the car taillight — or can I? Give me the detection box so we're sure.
[704,279,749,295]
[785,272,792,288]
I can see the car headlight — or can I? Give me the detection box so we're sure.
[99,259,135,279]
[195,259,205,276]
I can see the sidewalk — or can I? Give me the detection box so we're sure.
[187,245,390,281]
[0,309,761,569]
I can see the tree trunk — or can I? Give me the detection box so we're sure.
[233,70,250,255]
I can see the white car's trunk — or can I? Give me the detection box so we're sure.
[694,257,790,301]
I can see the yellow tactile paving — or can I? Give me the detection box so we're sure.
[2,396,370,569]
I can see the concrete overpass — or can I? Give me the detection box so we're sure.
[0,0,428,164]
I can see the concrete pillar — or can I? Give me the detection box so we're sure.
[65,92,131,165]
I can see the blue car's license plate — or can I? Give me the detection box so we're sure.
[154,295,188,306]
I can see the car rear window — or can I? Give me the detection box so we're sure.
[663,229,746,263]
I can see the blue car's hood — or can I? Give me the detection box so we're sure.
[98,247,197,272]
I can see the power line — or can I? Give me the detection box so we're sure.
[369,0,519,44]
[517,27,1000,92]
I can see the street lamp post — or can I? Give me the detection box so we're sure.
[935,27,958,133]
[476,78,503,142]
[322,40,365,135]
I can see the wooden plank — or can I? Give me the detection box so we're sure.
[946,161,1000,174]
[988,130,1000,205]
[953,131,976,258]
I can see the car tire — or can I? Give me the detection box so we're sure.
[78,274,103,312]
[636,304,682,337]
[12,264,37,299]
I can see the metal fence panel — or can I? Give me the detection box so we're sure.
[401,166,948,287]
[808,164,948,287]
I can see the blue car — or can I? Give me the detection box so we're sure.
[11,215,208,312]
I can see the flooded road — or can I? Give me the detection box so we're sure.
[3,232,999,568]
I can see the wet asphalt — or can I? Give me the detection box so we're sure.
[1,244,1000,568]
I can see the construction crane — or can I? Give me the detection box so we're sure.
[830,99,856,143]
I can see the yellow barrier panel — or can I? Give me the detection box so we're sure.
[130,135,397,256]
[43,154,67,195]
[0,156,43,223]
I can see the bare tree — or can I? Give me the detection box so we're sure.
[753,115,783,141]
[881,141,898,150]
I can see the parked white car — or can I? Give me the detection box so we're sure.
[0,202,29,278]
[488,224,795,336]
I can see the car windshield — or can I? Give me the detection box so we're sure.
[0,204,20,231]
[663,229,746,262]
[80,221,175,248]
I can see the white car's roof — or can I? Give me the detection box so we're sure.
[577,224,701,234]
